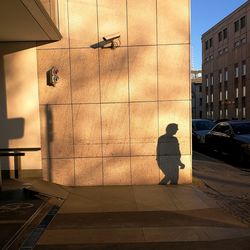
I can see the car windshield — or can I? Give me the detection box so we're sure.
[231,123,250,135]
[193,120,214,131]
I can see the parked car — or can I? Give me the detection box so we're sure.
[205,120,250,164]
[192,119,215,147]
[213,119,229,124]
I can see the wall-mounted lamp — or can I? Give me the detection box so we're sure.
[47,67,59,87]
[90,33,121,49]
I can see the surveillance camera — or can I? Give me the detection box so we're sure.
[103,33,120,41]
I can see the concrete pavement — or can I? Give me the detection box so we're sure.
[193,150,250,225]
[193,151,250,196]
[19,179,249,249]
[1,154,250,249]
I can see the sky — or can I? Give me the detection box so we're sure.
[191,0,247,70]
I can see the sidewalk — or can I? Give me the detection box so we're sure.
[1,164,250,249]
[21,179,250,250]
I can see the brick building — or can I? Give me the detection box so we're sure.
[202,0,249,120]
[191,70,202,119]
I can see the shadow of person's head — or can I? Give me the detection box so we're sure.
[165,123,178,136]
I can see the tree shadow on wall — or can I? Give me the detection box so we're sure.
[157,123,185,185]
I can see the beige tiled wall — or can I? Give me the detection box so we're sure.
[70,49,100,103]
[129,46,157,101]
[127,0,157,46]
[73,104,102,157]
[68,0,98,48]
[37,0,191,186]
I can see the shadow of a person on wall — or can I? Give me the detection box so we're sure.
[157,123,185,185]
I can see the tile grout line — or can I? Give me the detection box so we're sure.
[36,43,190,51]
[126,0,133,185]
[156,0,160,183]
[39,99,191,106]
[66,0,76,186]
[41,152,192,160]
[96,0,104,186]
[35,33,45,182]
[188,0,192,159]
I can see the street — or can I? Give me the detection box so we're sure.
[193,150,250,225]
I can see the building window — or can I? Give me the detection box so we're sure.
[219,91,222,101]
[225,108,228,118]
[210,74,214,85]
[205,41,209,50]
[224,82,228,101]
[209,38,213,48]
[218,31,222,42]
[199,98,202,106]
[224,68,228,81]
[235,108,239,119]
[243,85,246,97]
[206,95,209,103]
[218,28,228,41]
[219,109,223,118]
[235,64,239,78]
[205,75,209,87]
[199,86,202,92]
[234,20,240,32]
[199,111,202,118]
[223,28,227,39]
[240,16,246,29]
[219,70,222,83]
[242,95,246,105]
[236,87,239,98]
[243,107,246,119]
[242,61,246,76]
